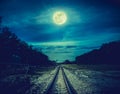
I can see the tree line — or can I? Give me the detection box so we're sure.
[0,27,55,66]
[75,41,120,65]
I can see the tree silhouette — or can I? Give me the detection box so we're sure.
[75,41,120,65]
[0,27,54,66]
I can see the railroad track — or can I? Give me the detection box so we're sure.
[44,66,77,94]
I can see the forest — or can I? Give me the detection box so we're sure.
[0,27,55,66]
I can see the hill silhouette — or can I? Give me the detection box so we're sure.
[0,27,54,66]
[75,41,120,65]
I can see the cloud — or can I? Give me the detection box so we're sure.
[0,0,120,62]
[39,44,98,62]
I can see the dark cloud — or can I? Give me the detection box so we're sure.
[0,0,120,62]
[66,46,77,48]
[80,46,100,50]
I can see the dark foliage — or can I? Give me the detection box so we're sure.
[62,60,74,64]
[0,27,54,66]
[75,41,120,65]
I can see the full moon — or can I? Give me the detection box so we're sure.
[53,11,67,25]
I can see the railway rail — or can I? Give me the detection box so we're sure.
[44,66,77,94]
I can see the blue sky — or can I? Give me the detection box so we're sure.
[0,0,120,62]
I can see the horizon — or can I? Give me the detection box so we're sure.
[0,0,120,62]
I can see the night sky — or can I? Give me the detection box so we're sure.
[0,0,120,62]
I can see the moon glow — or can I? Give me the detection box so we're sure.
[53,11,67,25]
